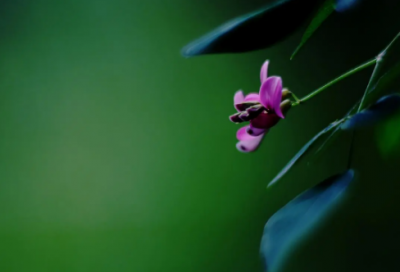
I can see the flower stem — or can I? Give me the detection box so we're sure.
[291,58,377,106]
[291,92,301,104]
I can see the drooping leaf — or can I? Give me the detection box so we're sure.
[342,94,400,130]
[291,0,335,60]
[181,0,323,57]
[360,33,400,109]
[268,119,344,187]
[261,170,354,272]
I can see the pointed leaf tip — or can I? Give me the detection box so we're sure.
[291,0,335,59]
[181,0,322,57]
[261,170,354,271]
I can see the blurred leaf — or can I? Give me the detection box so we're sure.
[181,0,323,57]
[376,112,400,157]
[342,94,400,130]
[361,33,400,109]
[291,0,335,60]
[268,119,343,187]
[261,170,354,272]
[335,0,360,12]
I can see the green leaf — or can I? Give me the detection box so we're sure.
[342,94,400,130]
[335,0,359,12]
[261,170,354,271]
[268,119,344,187]
[360,32,400,109]
[291,0,336,60]
[181,0,324,57]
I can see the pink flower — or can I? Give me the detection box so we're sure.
[229,60,291,152]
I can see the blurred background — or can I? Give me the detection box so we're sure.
[0,0,399,271]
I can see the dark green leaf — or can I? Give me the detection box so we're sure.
[181,0,323,57]
[268,119,343,187]
[342,94,400,130]
[261,170,354,272]
[335,0,360,11]
[291,0,335,60]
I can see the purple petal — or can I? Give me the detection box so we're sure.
[239,111,251,121]
[236,139,263,153]
[259,76,284,118]
[229,113,243,123]
[250,112,280,129]
[236,130,266,153]
[260,60,269,83]
[236,126,254,141]
[235,101,260,112]
[244,93,260,102]
[246,124,266,136]
[236,139,265,152]
[234,90,245,111]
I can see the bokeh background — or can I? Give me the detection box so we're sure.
[0,0,400,271]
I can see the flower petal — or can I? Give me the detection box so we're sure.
[236,133,266,153]
[229,113,243,123]
[234,90,245,111]
[250,112,280,129]
[236,126,253,141]
[260,60,269,83]
[244,93,260,102]
[235,101,260,112]
[259,76,284,118]
[247,124,266,136]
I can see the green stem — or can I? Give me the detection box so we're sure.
[291,92,301,104]
[292,58,377,106]
[357,59,381,113]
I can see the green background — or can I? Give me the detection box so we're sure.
[0,0,399,271]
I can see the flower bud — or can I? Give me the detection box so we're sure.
[235,101,260,111]
[239,111,251,121]
[229,113,243,123]
[246,104,264,119]
[281,88,292,101]
[280,99,292,115]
